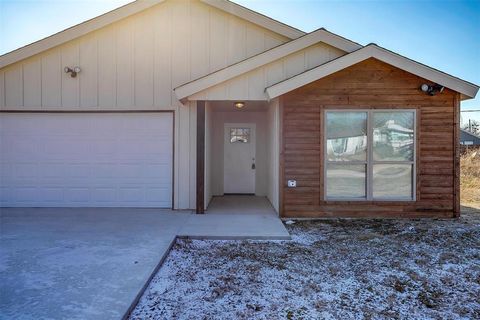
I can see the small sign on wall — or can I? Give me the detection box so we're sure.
[287,180,297,188]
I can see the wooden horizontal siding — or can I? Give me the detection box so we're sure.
[280,58,457,218]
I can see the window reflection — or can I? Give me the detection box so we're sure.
[326,164,366,198]
[230,128,250,143]
[373,112,414,161]
[373,164,413,199]
[326,112,367,161]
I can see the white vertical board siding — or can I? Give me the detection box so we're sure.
[190,1,210,80]
[189,102,197,209]
[134,11,154,107]
[61,44,80,107]
[175,101,197,209]
[209,7,228,72]
[79,36,98,107]
[0,0,289,110]
[153,2,173,108]
[177,99,189,208]
[97,26,117,108]
[267,98,280,213]
[41,51,61,107]
[116,19,134,108]
[23,58,42,108]
[4,66,23,107]
[227,17,247,65]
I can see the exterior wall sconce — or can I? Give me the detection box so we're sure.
[64,66,81,78]
[420,83,444,96]
[234,101,245,109]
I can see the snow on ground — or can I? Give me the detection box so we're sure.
[129,209,480,320]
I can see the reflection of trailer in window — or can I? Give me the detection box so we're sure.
[374,120,414,151]
[327,135,367,157]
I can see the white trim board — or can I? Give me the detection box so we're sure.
[174,28,362,102]
[266,44,479,100]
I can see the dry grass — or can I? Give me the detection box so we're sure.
[461,149,480,208]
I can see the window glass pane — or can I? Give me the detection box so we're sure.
[230,128,250,143]
[373,112,414,161]
[326,112,367,161]
[326,164,366,198]
[373,164,413,199]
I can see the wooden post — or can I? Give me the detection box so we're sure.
[196,101,205,214]
[453,93,460,218]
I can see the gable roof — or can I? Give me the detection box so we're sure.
[0,0,305,69]
[174,28,362,101]
[265,44,479,100]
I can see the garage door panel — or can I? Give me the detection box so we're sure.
[0,113,173,207]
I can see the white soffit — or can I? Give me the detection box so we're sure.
[0,0,166,69]
[266,44,479,100]
[174,28,363,101]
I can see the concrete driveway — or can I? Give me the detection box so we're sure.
[0,197,288,320]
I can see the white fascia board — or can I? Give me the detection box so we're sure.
[174,29,362,101]
[201,0,305,39]
[266,45,479,100]
[0,0,165,69]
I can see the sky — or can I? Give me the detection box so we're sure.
[0,0,479,123]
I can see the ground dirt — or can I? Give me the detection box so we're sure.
[129,207,480,320]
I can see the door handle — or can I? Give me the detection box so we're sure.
[251,163,256,170]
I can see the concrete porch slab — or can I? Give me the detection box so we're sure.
[0,196,289,320]
[180,196,290,239]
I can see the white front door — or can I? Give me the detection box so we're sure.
[224,123,256,194]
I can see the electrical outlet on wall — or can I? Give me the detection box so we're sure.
[287,180,296,188]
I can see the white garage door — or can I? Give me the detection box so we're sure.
[0,113,173,207]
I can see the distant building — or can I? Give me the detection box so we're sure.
[460,129,480,146]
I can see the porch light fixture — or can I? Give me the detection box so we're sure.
[420,83,444,96]
[234,101,245,109]
[64,66,81,78]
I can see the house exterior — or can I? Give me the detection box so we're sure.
[460,129,480,146]
[0,0,478,218]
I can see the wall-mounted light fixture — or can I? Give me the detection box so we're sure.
[420,83,444,96]
[64,66,81,78]
[234,101,245,109]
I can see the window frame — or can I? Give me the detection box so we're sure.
[324,109,417,202]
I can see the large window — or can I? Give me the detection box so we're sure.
[325,110,415,201]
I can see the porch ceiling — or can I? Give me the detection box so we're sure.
[208,100,269,112]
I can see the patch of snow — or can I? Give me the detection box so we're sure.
[129,212,480,320]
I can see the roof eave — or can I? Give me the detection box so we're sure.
[265,45,479,100]
[174,28,362,101]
